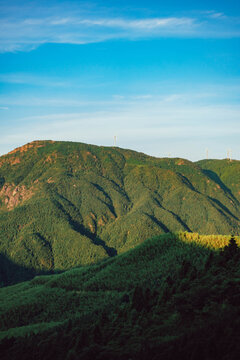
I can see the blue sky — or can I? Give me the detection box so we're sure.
[0,0,240,160]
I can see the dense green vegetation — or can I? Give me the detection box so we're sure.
[197,159,240,202]
[0,140,240,285]
[0,232,240,359]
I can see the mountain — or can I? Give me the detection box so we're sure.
[0,140,240,284]
[0,232,240,360]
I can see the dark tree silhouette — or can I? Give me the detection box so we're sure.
[222,235,240,261]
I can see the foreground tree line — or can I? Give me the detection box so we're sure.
[0,233,239,360]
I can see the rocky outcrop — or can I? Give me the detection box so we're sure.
[0,183,34,210]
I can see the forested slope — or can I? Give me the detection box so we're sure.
[0,233,240,360]
[0,140,239,284]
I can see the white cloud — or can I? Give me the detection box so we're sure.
[1,93,240,160]
[0,15,197,53]
[74,17,195,30]
[0,86,239,110]
[8,97,240,134]
[210,13,225,19]
[0,73,70,87]
[206,11,226,20]
[1,1,239,53]
[0,106,8,110]
[50,18,72,25]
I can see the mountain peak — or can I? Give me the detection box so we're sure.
[7,140,55,155]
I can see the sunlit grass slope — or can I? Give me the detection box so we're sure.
[0,140,240,285]
[0,232,240,359]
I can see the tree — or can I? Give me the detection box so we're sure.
[222,235,239,261]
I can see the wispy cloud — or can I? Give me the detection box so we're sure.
[1,101,240,160]
[0,16,196,53]
[0,73,70,87]
[203,10,227,20]
[0,106,8,110]
[1,87,240,160]
[0,2,239,52]
[209,12,226,19]
[68,17,195,29]
[1,83,240,108]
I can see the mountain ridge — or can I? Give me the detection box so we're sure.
[0,140,239,284]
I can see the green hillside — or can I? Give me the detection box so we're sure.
[0,233,240,360]
[197,159,240,202]
[0,140,240,285]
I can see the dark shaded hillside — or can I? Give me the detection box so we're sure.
[0,140,240,283]
[0,233,240,360]
[197,159,240,202]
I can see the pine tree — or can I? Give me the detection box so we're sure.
[222,235,239,261]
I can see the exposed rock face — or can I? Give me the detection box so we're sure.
[0,156,21,167]
[0,183,34,210]
[0,141,56,168]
